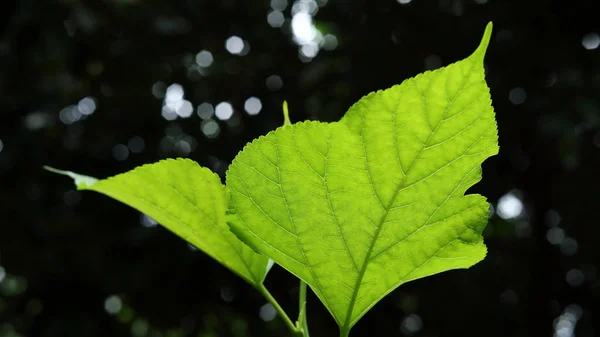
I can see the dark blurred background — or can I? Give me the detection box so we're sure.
[1,0,599,336]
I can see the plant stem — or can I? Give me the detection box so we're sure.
[258,284,300,335]
[299,280,310,337]
[339,328,350,337]
[282,101,292,126]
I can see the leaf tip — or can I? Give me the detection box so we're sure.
[473,21,493,60]
[43,165,66,175]
[226,212,263,254]
[44,165,99,189]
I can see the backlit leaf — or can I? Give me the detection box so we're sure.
[46,159,270,287]
[226,23,497,332]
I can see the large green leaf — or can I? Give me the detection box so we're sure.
[46,159,270,287]
[226,23,497,331]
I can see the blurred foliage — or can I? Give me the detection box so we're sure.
[1,0,599,337]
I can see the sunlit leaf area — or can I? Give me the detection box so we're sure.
[1,1,599,337]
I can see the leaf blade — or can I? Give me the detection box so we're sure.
[46,158,270,287]
[227,23,497,330]
[340,22,497,327]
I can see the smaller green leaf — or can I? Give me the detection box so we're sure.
[45,159,270,287]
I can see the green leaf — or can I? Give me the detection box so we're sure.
[226,23,497,331]
[46,159,270,287]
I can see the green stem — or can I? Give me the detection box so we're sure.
[299,281,310,337]
[339,327,350,337]
[282,101,292,126]
[258,284,301,335]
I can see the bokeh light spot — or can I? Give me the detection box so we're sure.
[220,286,236,302]
[266,75,283,91]
[546,227,565,245]
[581,32,600,50]
[500,289,519,305]
[226,36,244,55]
[292,0,319,15]
[78,97,96,115]
[201,119,221,139]
[1,274,28,296]
[197,102,215,119]
[258,303,277,321]
[496,192,524,219]
[292,12,317,44]
[152,81,166,99]
[127,136,145,153]
[177,100,194,118]
[244,97,262,115]
[161,106,177,121]
[162,83,190,120]
[131,318,149,337]
[267,11,285,28]
[174,139,192,155]
[290,2,323,61]
[86,61,104,76]
[401,314,423,335]
[560,237,578,256]
[546,209,562,227]
[166,84,184,103]
[509,87,527,105]
[25,112,53,130]
[59,105,82,124]
[323,34,338,50]
[566,269,585,287]
[424,54,442,70]
[215,102,234,120]
[554,306,580,337]
[112,144,129,161]
[104,295,122,315]
[301,44,319,58]
[195,50,214,67]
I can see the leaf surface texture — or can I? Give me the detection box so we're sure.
[226,23,498,329]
